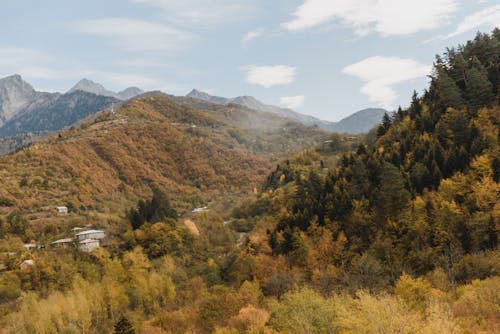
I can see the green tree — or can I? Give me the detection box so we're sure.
[114,316,135,334]
[377,112,392,137]
[432,65,464,109]
[465,58,494,109]
[376,162,410,215]
[269,288,339,334]
[127,186,177,229]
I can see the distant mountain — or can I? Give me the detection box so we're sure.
[187,89,230,104]
[187,89,327,128]
[118,87,144,100]
[329,108,388,134]
[186,89,387,134]
[0,91,118,138]
[68,79,143,101]
[68,78,119,98]
[0,74,40,126]
[0,75,120,145]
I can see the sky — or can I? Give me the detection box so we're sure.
[0,1,498,122]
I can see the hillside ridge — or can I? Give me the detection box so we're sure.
[186,88,387,133]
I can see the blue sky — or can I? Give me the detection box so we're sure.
[0,0,498,121]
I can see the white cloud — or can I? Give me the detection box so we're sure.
[0,49,154,89]
[18,67,66,80]
[0,47,46,64]
[242,65,296,88]
[282,0,458,36]
[86,71,160,89]
[0,47,64,81]
[444,4,500,39]
[280,95,305,109]
[342,56,431,108]
[75,18,194,52]
[130,0,253,26]
[241,29,264,45]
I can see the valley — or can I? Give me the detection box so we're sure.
[0,29,497,334]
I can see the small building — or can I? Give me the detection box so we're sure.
[78,239,100,253]
[50,238,73,248]
[192,206,208,213]
[75,230,105,241]
[23,243,37,250]
[71,227,86,232]
[20,259,35,270]
[56,206,68,214]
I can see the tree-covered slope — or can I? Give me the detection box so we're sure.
[0,31,499,334]
[0,95,328,223]
[233,30,499,292]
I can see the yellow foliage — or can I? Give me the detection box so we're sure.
[394,273,442,311]
[228,305,270,333]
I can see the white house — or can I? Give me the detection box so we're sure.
[78,239,100,253]
[75,230,105,241]
[56,206,68,214]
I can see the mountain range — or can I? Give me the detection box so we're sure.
[68,78,143,100]
[0,75,144,139]
[0,75,386,154]
[187,89,388,134]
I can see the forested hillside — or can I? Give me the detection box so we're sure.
[0,31,498,333]
[228,30,499,332]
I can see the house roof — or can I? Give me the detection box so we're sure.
[79,238,99,244]
[51,238,73,244]
[75,229,104,236]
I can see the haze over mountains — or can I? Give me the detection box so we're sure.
[187,89,387,134]
[0,74,387,155]
[68,78,144,100]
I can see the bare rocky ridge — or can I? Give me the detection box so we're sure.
[0,74,40,125]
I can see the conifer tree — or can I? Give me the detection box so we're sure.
[433,66,464,109]
[114,316,135,334]
[465,57,495,109]
[377,112,392,137]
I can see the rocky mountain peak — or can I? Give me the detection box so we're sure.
[118,87,144,100]
[0,74,38,123]
[68,78,119,98]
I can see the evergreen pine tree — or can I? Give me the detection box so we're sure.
[377,112,392,137]
[433,65,464,109]
[465,57,494,109]
[114,316,135,334]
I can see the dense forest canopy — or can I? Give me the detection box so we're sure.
[259,29,500,282]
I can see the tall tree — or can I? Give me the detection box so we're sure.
[376,162,410,215]
[465,57,495,110]
[432,65,464,109]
